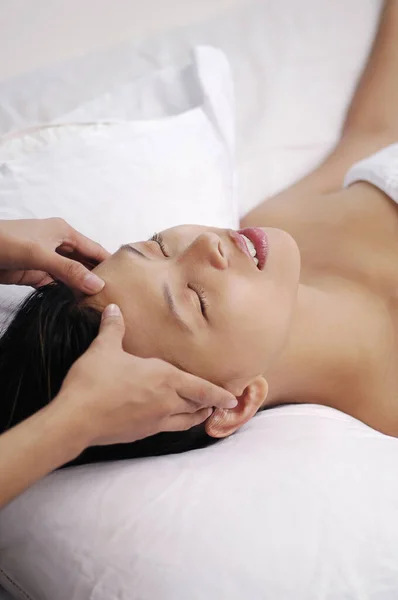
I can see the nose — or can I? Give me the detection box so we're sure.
[181,232,228,270]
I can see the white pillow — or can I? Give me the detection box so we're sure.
[0,45,237,326]
[1,405,398,600]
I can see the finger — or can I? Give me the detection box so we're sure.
[0,269,48,287]
[56,246,99,270]
[42,252,105,294]
[96,304,125,348]
[32,273,54,287]
[166,407,213,432]
[176,372,238,410]
[61,226,111,264]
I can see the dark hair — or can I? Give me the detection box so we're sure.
[0,283,219,467]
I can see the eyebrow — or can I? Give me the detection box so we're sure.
[120,244,192,333]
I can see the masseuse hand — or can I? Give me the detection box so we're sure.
[55,304,238,445]
[0,217,109,293]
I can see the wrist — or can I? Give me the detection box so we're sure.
[40,393,93,464]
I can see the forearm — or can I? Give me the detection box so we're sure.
[0,400,87,509]
[343,0,398,137]
[314,0,398,189]
[301,0,398,188]
[243,1,398,225]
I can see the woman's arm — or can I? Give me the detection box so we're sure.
[242,0,398,225]
[0,401,87,508]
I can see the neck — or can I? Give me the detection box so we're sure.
[263,278,375,409]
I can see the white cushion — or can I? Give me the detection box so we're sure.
[0,45,237,327]
[1,405,398,600]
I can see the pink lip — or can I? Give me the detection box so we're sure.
[237,227,269,270]
[229,230,253,262]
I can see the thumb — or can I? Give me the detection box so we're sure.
[97,304,126,348]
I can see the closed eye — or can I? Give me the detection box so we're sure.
[188,283,209,321]
[149,233,209,323]
[150,232,169,257]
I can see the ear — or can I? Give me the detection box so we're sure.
[205,376,268,438]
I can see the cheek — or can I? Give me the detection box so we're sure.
[261,280,297,356]
[166,331,249,386]
[220,279,265,339]
[215,279,292,369]
[201,303,262,379]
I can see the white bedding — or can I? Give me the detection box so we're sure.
[3,406,398,600]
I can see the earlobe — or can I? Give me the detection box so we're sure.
[205,376,268,438]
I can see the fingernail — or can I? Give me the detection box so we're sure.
[102,304,121,319]
[225,397,238,409]
[83,272,105,293]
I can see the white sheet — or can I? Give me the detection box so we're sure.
[2,406,398,600]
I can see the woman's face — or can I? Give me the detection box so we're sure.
[88,225,300,394]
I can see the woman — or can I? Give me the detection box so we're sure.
[2,0,398,465]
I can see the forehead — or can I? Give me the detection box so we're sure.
[161,224,221,239]
[97,248,186,357]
